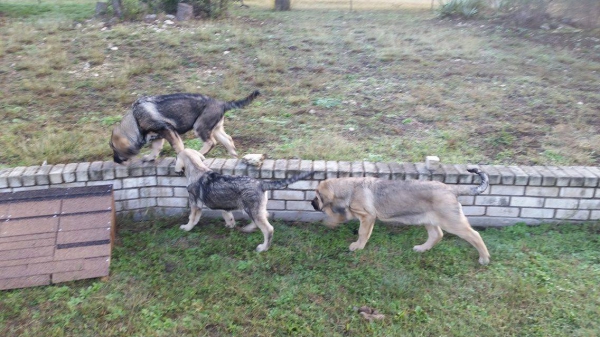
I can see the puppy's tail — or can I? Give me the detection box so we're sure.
[458,168,489,195]
[261,171,313,190]
[224,90,260,111]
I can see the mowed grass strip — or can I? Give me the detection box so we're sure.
[1,1,599,167]
[1,218,599,336]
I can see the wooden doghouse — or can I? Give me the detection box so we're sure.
[0,185,115,290]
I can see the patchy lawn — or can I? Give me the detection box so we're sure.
[1,218,599,336]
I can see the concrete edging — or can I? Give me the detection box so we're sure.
[1,159,599,225]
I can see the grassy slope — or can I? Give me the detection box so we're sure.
[0,1,599,167]
[1,218,599,336]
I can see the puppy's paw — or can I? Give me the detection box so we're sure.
[349,242,364,251]
[142,154,157,162]
[239,222,258,233]
[180,224,193,232]
[478,256,490,266]
[256,244,269,252]
[412,244,430,253]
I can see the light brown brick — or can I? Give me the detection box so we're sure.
[7,199,61,218]
[52,263,109,283]
[28,259,84,275]
[0,217,59,237]
[0,203,9,219]
[59,212,112,231]
[61,195,112,214]
[0,237,55,251]
[54,244,110,260]
[0,245,54,261]
[0,232,55,245]
[0,256,53,268]
[57,227,111,245]
[0,265,27,280]
[0,275,50,290]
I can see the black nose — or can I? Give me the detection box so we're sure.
[113,154,123,164]
[311,197,320,211]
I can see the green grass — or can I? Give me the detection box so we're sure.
[0,0,95,20]
[1,218,599,336]
[1,0,599,167]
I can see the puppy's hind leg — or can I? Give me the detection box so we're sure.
[252,215,274,252]
[240,221,258,233]
[159,128,185,154]
[441,216,490,265]
[181,205,203,231]
[413,224,443,253]
[193,119,216,155]
[248,208,273,252]
[198,136,216,155]
[213,123,238,158]
[240,192,266,233]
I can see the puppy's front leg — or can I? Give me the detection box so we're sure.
[142,138,165,162]
[181,205,202,231]
[349,214,376,251]
[221,210,236,228]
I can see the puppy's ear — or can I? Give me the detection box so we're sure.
[111,131,130,151]
[319,181,336,203]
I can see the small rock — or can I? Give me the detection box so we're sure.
[242,154,266,167]
[164,20,174,25]
[144,14,157,23]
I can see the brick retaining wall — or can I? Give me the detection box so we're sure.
[1,159,599,226]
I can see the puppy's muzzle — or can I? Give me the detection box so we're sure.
[113,153,125,164]
[311,197,322,211]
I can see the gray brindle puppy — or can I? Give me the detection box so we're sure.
[110,90,260,164]
[175,148,312,252]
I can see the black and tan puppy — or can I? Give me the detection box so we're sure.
[110,90,260,164]
[175,148,311,252]
[311,168,491,265]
